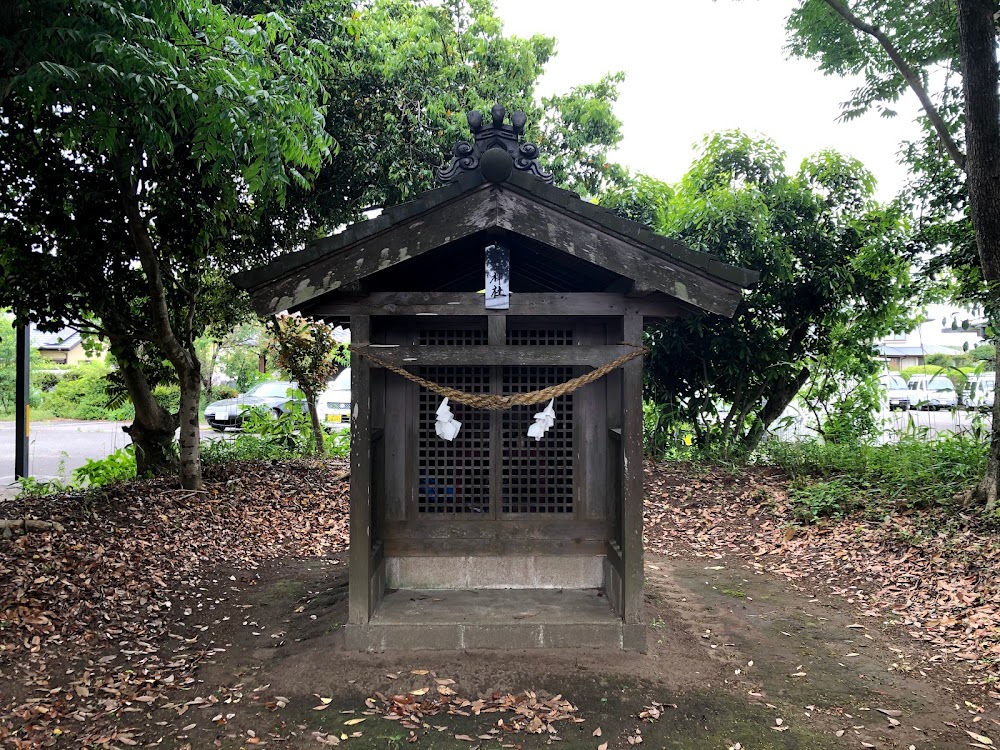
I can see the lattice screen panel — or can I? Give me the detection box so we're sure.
[419,328,487,346]
[506,328,574,346]
[501,365,575,514]
[417,325,490,514]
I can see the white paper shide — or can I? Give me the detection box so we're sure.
[435,397,462,441]
[526,398,556,441]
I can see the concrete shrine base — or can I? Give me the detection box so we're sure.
[343,588,646,652]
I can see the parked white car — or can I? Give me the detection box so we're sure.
[964,373,996,410]
[907,374,958,410]
[316,368,351,431]
[879,373,910,411]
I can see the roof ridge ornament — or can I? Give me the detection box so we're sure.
[436,103,553,185]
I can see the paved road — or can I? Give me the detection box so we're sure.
[0,420,226,492]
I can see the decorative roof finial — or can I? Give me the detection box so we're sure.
[437,104,553,185]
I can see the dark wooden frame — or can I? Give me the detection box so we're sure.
[343,305,645,627]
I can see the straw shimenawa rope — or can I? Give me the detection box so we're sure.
[349,343,647,410]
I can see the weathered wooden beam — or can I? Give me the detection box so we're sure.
[620,314,645,626]
[358,344,636,368]
[348,314,373,626]
[495,192,742,316]
[249,187,495,315]
[382,518,607,541]
[304,292,685,319]
[383,538,609,557]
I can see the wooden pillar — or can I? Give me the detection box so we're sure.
[488,314,505,519]
[349,315,372,625]
[621,314,644,624]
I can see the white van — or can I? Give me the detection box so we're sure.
[879,373,910,411]
[316,367,351,431]
[907,374,958,410]
[964,373,996,410]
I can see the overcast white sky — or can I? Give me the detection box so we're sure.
[492,0,924,201]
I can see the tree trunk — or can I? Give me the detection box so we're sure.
[957,0,1000,511]
[308,396,325,455]
[115,159,203,490]
[118,358,179,477]
[742,366,811,452]
[176,353,203,490]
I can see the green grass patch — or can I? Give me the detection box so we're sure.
[764,435,988,521]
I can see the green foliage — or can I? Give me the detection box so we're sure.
[1,0,334,487]
[0,313,44,412]
[766,434,989,521]
[788,478,857,522]
[1,0,627,490]
[899,364,977,390]
[324,430,351,459]
[34,371,60,392]
[72,445,138,487]
[539,73,626,197]
[268,315,346,400]
[200,320,271,395]
[152,384,182,415]
[925,351,972,369]
[212,384,239,400]
[785,1,980,305]
[267,313,347,454]
[604,131,913,456]
[971,343,996,363]
[16,475,72,498]
[797,339,883,444]
[202,405,311,463]
[44,362,133,420]
[643,400,692,460]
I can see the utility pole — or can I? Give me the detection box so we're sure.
[14,322,30,479]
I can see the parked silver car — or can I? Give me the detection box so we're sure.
[204,380,302,431]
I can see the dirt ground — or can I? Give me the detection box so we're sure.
[43,551,987,750]
[3,460,1000,749]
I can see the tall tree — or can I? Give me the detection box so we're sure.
[0,0,332,488]
[1,0,626,488]
[603,132,912,454]
[786,0,1000,510]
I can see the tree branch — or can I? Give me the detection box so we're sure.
[822,0,967,171]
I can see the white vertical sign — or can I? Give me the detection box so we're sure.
[485,243,510,310]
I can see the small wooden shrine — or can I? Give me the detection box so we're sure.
[235,106,757,651]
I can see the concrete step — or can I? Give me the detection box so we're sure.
[344,588,645,651]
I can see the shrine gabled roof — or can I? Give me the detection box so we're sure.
[234,122,758,318]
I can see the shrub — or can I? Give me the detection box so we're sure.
[209,384,239,401]
[899,364,977,389]
[33,371,61,392]
[73,445,137,487]
[152,383,181,413]
[44,362,134,420]
[971,343,995,363]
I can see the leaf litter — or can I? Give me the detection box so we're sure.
[0,458,349,748]
[642,461,1000,703]
[5,456,1000,747]
[363,687,583,738]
